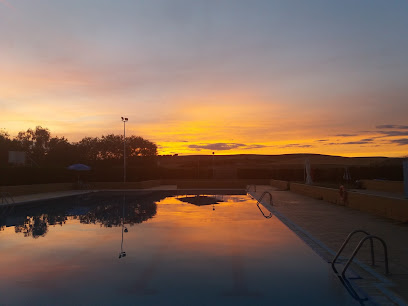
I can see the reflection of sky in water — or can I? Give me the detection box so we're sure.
[0,193,364,305]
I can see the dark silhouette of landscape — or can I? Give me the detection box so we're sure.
[0,126,405,186]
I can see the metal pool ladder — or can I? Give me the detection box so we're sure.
[255,191,273,218]
[331,229,390,277]
[258,191,273,206]
[246,187,274,218]
[1,192,15,205]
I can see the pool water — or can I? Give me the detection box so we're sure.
[0,191,368,305]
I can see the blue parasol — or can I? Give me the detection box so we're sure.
[67,164,91,171]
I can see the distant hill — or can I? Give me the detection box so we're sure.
[158,153,403,169]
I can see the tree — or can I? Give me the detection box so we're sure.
[98,134,122,160]
[47,136,79,165]
[13,126,51,163]
[127,136,157,157]
[0,130,11,165]
[15,129,34,152]
[76,137,100,162]
[76,134,158,162]
[2,127,158,167]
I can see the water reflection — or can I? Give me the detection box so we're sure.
[0,191,249,239]
[0,192,368,305]
[178,195,221,206]
[256,202,273,219]
[0,192,163,238]
[119,194,127,259]
[337,275,368,305]
[15,215,51,238]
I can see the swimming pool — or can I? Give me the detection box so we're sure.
[0,191,368,305]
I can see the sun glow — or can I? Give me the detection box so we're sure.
[1,1,407,157]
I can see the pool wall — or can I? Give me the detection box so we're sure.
[161,179,269,189]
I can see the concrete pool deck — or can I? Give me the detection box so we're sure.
[1,190,93,205]
[2,185,407,304]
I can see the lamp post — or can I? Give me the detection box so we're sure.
[121,117,128,183]
[212,152,215,179]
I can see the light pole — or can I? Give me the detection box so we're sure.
[212,152,215,179]
[121,117,128,183]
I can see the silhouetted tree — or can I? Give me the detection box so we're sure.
[47,136,79,165]
[127,136,157,157]
[76,134,157,162]
[0,130,11,165]
[1,127,158,172]
[76,137,101,162]
[98,134,122,160]
[13,126,51,164]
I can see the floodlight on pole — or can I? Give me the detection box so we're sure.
[121,117,128,183]
[212,152,215,179]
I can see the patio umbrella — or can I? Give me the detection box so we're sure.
[67,164,91,184]
[67,163,91,171]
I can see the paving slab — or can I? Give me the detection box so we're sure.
[349,189,406,200]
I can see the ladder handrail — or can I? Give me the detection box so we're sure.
[258,191,273,206]
[1,192,15,204]
[331,229,374,274]
[256,202,273,218]
[341,235,390,277]
[254,191,273,218]
[246,188,273,218]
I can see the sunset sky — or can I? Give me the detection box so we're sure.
[1,0,407,156]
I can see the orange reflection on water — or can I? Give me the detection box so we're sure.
[0,194,304,294]
[0,218,117,284]
[148,195,297,258]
